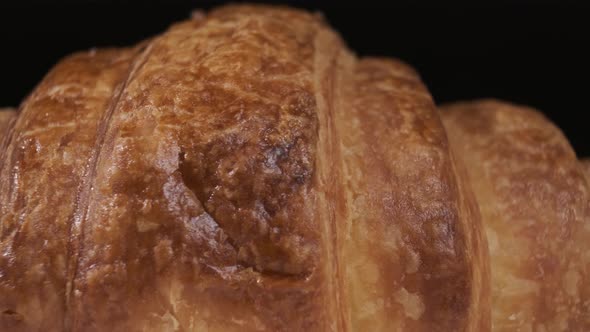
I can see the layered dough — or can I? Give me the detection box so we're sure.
[0,49,139,331]
[333,58,489,331]
[10,4,590,332]
[0,4,490,331]
[442,100,590,331]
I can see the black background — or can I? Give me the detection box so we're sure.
[1,0,589,156]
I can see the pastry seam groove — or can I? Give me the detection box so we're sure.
[63,43,155,331]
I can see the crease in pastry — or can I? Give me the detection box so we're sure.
[0,49,138,332]
[0,6,497,331]
[312,27,348,330]
[66,6,338,331]
[64,43,154,331]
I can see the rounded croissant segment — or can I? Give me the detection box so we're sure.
[441,100,590,331]
[0,4,587,332]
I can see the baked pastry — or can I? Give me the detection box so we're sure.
[0,109,15,139]
[0,5,489,331]
[441,100,590,331]
[0,4,586,332]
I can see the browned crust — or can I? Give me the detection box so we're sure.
[0,49,138,331]
[70,6,334,331]
[336,59,490,331]
[441,99,590,331]
[1,5,492,331]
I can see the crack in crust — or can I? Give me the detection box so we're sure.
[65,5,336,331]
[0,50,139,332]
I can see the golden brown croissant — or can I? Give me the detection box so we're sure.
[441,101,590,331]
[0,4,587,332]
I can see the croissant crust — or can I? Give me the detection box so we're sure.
[1,4,587,332]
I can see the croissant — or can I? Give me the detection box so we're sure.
[0,4,587,332]
[441,101,590,331]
